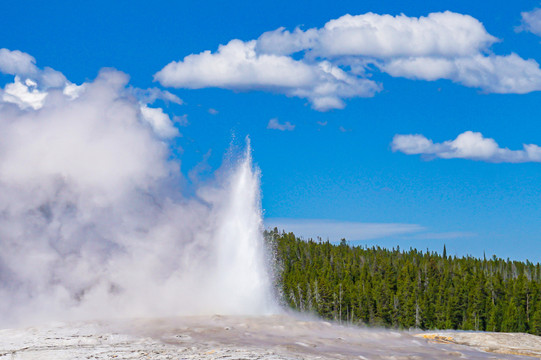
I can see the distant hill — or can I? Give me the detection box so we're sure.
[266,229,541,334]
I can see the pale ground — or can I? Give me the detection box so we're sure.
[416,331,541,358]
[0,315,539,359]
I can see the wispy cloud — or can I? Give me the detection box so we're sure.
[401,231,476,240]
[517,8,541,37]
[155,12,541,111]
[173,114,189,126]
[265,218,424,242]
[267,118,295,131]
[173,114,190,126]
[266,218,475,244]
[392,131,541,163]
[131,87,183,105]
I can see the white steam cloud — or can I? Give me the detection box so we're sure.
[0,49,277,326]
[392,131,541,163]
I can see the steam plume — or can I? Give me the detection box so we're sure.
[0,51,277,326]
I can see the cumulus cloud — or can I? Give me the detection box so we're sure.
[381,53,541,93]
[258,11,497,58]
[156,11,541,110]
[0,49,180,139]
[155,39,379,111]
[392,131,541,163]
[267,118,295,131]
[0,48,39,75]
[518,8,541,37]
[0,50,276,326]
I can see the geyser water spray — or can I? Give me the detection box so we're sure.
[205,141,277,314]
[0,66,277,327]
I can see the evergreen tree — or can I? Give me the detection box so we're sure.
[266,230,541,334]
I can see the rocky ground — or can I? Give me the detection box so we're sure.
[0,315,539,359]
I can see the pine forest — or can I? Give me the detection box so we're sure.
[267,229,541,335]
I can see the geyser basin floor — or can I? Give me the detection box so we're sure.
[416,332,541,358]
[0,315,537,359]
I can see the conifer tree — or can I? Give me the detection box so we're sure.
[266,230,541,334]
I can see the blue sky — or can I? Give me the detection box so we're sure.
[1,0,541,262]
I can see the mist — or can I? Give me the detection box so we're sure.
[0,52,277,327]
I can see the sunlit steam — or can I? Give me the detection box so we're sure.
[0,55,277,327]
[203,142,276,313]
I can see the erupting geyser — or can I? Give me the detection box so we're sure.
[0,50,535,360]
[0,64,277,327]
[205,141,277,314]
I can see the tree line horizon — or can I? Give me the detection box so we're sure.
[266,228,541,335]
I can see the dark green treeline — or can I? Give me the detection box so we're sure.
[266,229,541,335]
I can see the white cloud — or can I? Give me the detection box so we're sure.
[0,49,182,139]
[0,49,67,89]
[265,218,424,242]
[405,231,476,240]
[267,118,295,131]
[256,27,319,56]
[518,8,541,37]
[259,12,541,95]
[156,11,541,108]
[0,50,77,110]
[208,108,219,115]
[381,54,541,93]
[266,218,476,245]
[0,48,39,76]
[392,131,541,163]
[258,11,497,58]
[156,40,310,89]
[155,39,379,111]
